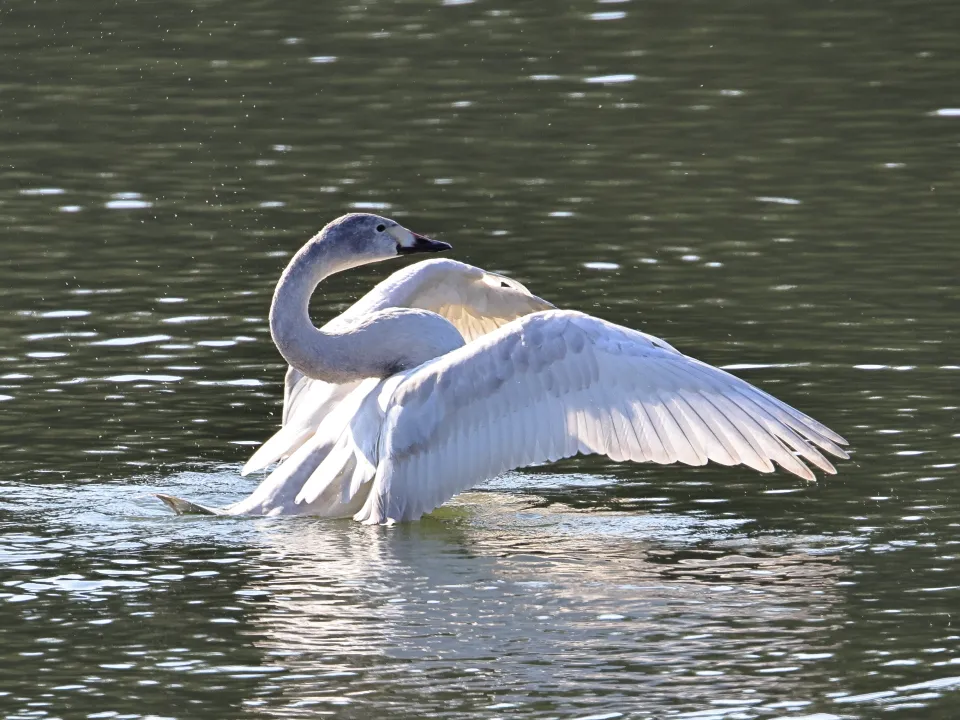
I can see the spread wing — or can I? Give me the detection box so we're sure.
[355,310,849,524]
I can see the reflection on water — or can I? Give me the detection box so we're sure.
[2,468,958,718]
[251,515,848,718]
[2,0,960,717]
[2,477,857,719]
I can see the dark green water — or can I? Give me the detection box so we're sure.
[2,1,959,718]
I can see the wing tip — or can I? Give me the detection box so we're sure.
[816,425,849,447]
[240,442,273,477]
[239,452,273,476]
[794,462,817,482]
[829,446,850,461]
[240,425,315,477]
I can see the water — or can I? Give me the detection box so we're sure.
[1,1,958,717]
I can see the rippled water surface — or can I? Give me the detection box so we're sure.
[2,1,959,718]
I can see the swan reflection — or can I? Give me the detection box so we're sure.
[233,486,847,717]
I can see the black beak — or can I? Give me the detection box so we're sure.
[398,233,452,255]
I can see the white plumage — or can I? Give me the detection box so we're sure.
[241,256,554,477]
[157,213,848,524]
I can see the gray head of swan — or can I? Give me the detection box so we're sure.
[269,213,464,385]
[309,213,452,265]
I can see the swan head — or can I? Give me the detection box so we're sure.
[319,213,451,265]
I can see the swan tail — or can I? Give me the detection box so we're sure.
[156,494,222,516]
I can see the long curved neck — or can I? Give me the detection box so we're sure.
[269,235,366,384]
[269,235,463,384]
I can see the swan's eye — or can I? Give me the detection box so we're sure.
[500,281,510,288]
[376,224,386,233]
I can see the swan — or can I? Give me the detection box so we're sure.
[158,212,848,524]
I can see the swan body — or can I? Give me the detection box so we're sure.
[244,250,557,477]
[158,213,848,524]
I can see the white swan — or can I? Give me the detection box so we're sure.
[158,213,848,524]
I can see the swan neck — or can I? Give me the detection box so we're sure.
[269,233,466,384]
[268,235,360,384]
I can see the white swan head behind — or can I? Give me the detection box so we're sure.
[269,213,465,385]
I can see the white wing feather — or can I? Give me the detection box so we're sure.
[241,370,362,475]
[355,310,848,524]
[228,378,383,516]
